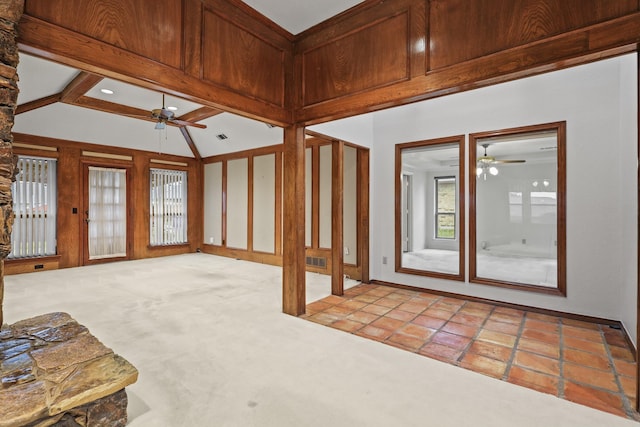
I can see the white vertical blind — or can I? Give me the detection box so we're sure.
[150,168,187,246]
[10,156,57,258]
[88,166,127,260]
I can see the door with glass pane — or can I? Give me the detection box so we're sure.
[83,165,129,264]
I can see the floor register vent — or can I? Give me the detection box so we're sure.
[306,256,327,269]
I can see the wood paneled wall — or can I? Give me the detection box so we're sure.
[24,0,184,69]
[20,0,293,125]
[197,0,289,108]
[429,0,638,69]
[6,133,201,274]
[296,0,640,124]
[18,0,640,126]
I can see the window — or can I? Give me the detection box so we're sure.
[150,168,187,246]
[509,191,523,223]
[435,176,455,239]
[530,190,556,224]
[10,156,57,258]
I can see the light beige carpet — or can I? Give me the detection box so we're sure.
[4,254,637,426]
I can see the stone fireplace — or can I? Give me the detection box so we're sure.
[1,313,138,426]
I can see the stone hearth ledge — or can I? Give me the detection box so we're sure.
[0,312,138,426]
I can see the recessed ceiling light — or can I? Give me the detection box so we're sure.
[100,88,114,95]
[167,106,178,111]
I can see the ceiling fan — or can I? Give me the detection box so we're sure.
[151,94,207,130]
[476,143,525,179]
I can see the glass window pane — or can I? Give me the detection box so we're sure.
[471,123,564,293]
[150,168,188,246]
[396,137,464,279]
[436,177,456,239]
[10,156,57,259]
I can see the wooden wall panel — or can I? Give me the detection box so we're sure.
[428,0,638,70]
[296,0,640,124]
[201,5,287,107]
[56,145,83,268]
[302,12,409,106]
[24,0,183,69]
[20,1,291,125]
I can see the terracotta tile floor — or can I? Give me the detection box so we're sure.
[301,283,639,419]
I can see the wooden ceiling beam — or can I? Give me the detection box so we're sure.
[69,95,152,120]
[15,93,61,114]
[68,96,202,129]
[60,71,103,103]
[179,127,201,160]
[177,106,223,123]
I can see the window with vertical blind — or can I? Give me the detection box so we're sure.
[150,168,187,246]
[10,156,57,259]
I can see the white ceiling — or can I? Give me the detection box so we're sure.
[242,0,364,35]
[13,1,365,158]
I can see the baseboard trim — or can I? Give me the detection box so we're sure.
[370,279,637,359]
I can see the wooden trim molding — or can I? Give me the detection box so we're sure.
[247,155,254,253]
[150,159,189,167]
[81,151,133,161]
[4,255,61,275]
[331,140,344,295]
[202,144,283,163]
[358,148,370,283]
[13,142,58,152]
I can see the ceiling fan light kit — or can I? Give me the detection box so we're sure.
[476,143,525,179]
[150,94,207,130]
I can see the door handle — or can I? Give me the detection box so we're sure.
[85,210,90,223]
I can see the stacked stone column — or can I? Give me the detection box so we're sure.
[0,0,23,326]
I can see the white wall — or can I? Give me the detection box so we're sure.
[368,54,637,343]
[401,167,428,251]
[226,158,249,249]
[476,162,557,253]
[253,154,276,253]
[617,55,638,343]
[203,162,223,245]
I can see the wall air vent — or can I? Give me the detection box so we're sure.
[216,133,228,140]
[306,256,327,269]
